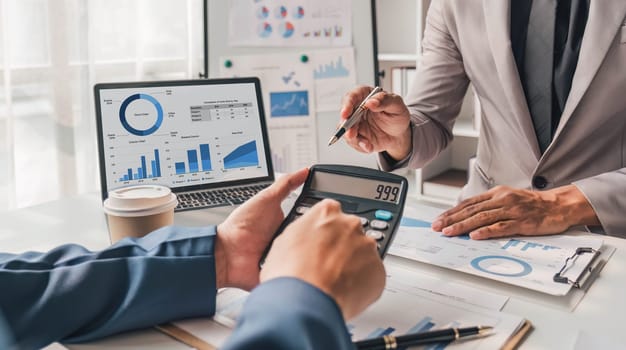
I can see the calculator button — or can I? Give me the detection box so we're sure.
[359,217,369,227]
[375,210,393,221]
[295,206,310,215]
[370,220,389,230]
[366,230,385,241]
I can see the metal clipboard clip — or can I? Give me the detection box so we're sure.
[553,247,600,289]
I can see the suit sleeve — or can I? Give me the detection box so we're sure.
[573,168,626,236]
[0,226,219,350]
[222,277,355,350]
[378,0,470,171]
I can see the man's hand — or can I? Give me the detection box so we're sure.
[215,168,309,290]
[261,199,385,320]
[431,185,601,239]
[340,86,412,161]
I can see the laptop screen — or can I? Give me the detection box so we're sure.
[94,77,274,199]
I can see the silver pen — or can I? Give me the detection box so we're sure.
[328,86,382,146]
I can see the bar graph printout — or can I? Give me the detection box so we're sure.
[348,278,527,349]
[186,268,524,350]
[388,218,604,295]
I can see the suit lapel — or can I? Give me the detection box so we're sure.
[482,0,540,160]
[552,1,626,142]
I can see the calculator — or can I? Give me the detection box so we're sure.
[262,164,409,263]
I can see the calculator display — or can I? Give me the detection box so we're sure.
[310,171,402,204]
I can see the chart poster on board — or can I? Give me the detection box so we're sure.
[228,0,352,47]
[220,53,318,173]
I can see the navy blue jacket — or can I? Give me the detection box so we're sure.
[0,226,354,350]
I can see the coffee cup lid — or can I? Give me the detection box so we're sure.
[103,185,178,217]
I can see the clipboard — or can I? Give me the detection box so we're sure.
[553,247,601,289]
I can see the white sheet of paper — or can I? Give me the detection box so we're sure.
[176,261,512,348]
[389,218,604,295]
[384,262,509,311]
[220,54,317,172]
[348,277,526,349]
[228,0,351,47]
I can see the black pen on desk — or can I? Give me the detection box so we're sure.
[354,325,493,350]
[328,86,382,146]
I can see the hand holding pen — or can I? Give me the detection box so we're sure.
[333,86,412,161]
[328,86,382,146]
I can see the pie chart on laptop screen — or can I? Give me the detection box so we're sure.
[119,93,163,136]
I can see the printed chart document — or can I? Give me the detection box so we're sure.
[389,218,604,296]
[348,278,529,350]
[220,53,318,173]
[171,261,529,349]
[219,49,357,172]
[228,0,351,47]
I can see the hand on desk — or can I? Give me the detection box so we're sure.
[340,86,412,162]
[431,185,601,239]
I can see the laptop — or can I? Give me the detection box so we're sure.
[94,77,275,211]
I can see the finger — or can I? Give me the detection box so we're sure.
[432,192,493,230]
[267,168,309,199]
[435,200,504,232]
[441,208,510,236]
[340,86,373,120]
[313,198,342,214]
[469,220,518,240]
[344,130,371,153]
[363,92,402,113]
[358,138,373,153]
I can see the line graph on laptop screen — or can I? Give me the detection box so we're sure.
[97,82,271,192]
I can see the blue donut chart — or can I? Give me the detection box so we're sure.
[470,255,532,277]
[119,93,163,136]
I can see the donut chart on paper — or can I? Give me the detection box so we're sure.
[258,22,272,38]
[293,6,305,19]
[279,21,295,38]
[470,255,533,278]
[274,5,287,19]
[256,6,269,19]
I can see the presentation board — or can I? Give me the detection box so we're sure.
[206,0,379,171]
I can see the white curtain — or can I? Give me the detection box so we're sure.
[0,0,204,210]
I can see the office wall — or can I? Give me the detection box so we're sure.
[206,0,378,168]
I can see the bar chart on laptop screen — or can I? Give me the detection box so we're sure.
[98,83,270,191]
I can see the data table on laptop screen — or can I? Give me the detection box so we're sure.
[98,82,271,191]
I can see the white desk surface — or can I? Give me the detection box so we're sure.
[1,193,625,350]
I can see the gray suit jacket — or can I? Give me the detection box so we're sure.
[382,0,626,236]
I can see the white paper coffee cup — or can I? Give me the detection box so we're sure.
[103,185,178,243]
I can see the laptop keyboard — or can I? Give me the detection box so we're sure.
[175,184,270,211]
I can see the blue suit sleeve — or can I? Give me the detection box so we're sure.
[0,226,219,350]
[222,277,355,350]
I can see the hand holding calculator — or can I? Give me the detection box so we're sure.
[261,164,409,264]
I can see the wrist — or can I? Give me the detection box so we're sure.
[386,124,413,161]
[545,185,600,227]
[214,227,228,289]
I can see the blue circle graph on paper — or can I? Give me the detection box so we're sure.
[258,22,272,38]
[119,93,163,136]
[293,6,304,19]
[470,255,532,278]
[279,21,295,38]
[256,6,269,19]
[274,5,287,19]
